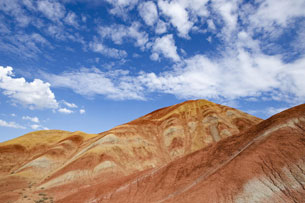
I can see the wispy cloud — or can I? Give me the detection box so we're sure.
[64,11,79,28]
[89,40,127,59]
[30,124,49,130]
[22,116,40,123]
[0,119,25,129]
[0,0,85,59]
[62,101,78,108]
[42,48,305,104]
[43,68,145,100]
[37,0,66,22]
[97,22,148,50]
[58,108,74,114]
[105,0,139,18]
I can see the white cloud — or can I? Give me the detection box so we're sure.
[22,0,35,10]
[89,40,127,58]
[64,12,79,27]
[45,24,83,43]
[151,34,180,62]
[0,66,58,109]
[0,119,25,129]
[105,0,138,17]
[22,116,40,123]
[0,0,31,27]
[41,46,305,104]
[249,0,305,28]
[138,1,158,26]
[138,48,305,102]
[30,124,40,130]
[212,0,238,32]
[183,0,209,17]
[79,109,85,114]
[58,108,73,114]
[2,0,301,107]
[237,0,305,43]
[98,22,149,49]
[150,52,159,61]
[266,106,290,116]
[0,32,50,58]
[292,23,305,52]
[207,19,216,31]
[43,68,145,100]
[30,124,48,130]
[158,0,193,38]
[37,0,66,22]
[0,20,10,34]
[155,20,167,34]
[63,101,78,108]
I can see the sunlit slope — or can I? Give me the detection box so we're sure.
[101,103,305,203]
[0,99,262,203]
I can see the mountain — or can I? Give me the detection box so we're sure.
[0,99,265,202]
[93,103,305,203]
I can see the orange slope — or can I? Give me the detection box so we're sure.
[0,100,262,203]
[98,103,305,203]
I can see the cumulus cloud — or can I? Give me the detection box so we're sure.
[207,19,216,31]
[79,109,85,114]
[0,119,25,129]
[151,34,180,62]
[158,0,193,38]
[1,0,304,110]
[22,116,40,123]
[155,20,167,34]
[58,108,73,114]
[138,1,158,26]
[139,47,305,102]
[0,66,58,109]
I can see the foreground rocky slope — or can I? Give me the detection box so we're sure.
[0,100,261,202]
[98,104,305,203]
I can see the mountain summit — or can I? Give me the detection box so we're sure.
[3,100,304,202]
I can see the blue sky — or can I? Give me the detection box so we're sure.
[0,0,305,142]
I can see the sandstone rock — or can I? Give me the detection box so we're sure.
[98,103,305,203]
[0,99,263,202]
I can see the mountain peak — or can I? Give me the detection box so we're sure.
[0,100,263,202]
